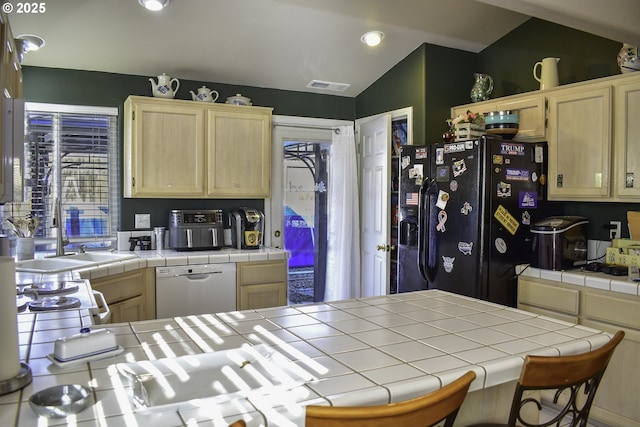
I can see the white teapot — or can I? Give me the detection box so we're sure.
[149,73,180,98]
[190,86,219,102]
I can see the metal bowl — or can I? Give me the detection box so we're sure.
[29,384,91,418]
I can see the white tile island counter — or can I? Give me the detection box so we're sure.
[3,289,613,427]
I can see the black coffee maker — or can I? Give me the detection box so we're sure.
[230,208,264,249]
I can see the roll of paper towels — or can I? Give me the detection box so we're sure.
[0,257,20,381]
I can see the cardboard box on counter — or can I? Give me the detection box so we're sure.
[606,246,640,266]
[611,238,640,248]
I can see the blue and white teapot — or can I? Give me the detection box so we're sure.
[149,73,180,98]
[190,86,219,102]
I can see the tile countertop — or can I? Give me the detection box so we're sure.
[3,289,612,427]
[16,247,289,283]
[517,264,640,296]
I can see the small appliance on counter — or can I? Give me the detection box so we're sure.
[530,216,588,271]
[168,209,224,251]
[230,208,264,249]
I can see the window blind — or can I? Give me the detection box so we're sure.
[20,103,119,243]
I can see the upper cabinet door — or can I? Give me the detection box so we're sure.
[614,79,640,199]
[495,96,546,141]
[207,107,272,198]
[124,97,206,198]
[547,85,612,200]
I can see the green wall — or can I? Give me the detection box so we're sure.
[477,18,621,98]
[22,67,355,230]
[355,44,476,145]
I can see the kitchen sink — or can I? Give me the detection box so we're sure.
[16,251,138,273]
[116,344,315,413]
[61,252,138,263]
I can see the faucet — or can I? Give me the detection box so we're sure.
[53,198,69,256]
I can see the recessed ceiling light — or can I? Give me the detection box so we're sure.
[138,0,170,11]
[15,34,45,52]
[361,31,384,47]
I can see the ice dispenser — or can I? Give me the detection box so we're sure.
[530,216,588,271]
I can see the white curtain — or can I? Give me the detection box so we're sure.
[325,125,360,301]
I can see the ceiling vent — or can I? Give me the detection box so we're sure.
[307,80,351,92]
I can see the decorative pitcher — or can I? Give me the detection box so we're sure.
[533,57,559,90]
[190,86,219,102]
[470,73,493,102]
[149,73,180,98]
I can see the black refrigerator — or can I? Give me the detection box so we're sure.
[397,145,429,293]
[418,136,548,307]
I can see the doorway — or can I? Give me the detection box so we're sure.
[269,116,353,306]
[283,141,329,304]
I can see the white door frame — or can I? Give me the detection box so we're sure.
[266,115,353,250]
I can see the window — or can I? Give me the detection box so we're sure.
[6,103,119,248]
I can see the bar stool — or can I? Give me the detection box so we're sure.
[305,370,476,427]
[467,330,624,427]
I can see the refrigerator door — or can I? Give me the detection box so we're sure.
[487,139,548,306]
[397,146,428,293]
[420,139,486,299]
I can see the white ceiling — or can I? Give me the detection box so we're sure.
[8,0,640,98]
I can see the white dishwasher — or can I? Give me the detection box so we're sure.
[155,263,236,318]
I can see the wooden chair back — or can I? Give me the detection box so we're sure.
[305,370,476,427]
[507,330,625,427]
[228,421,246,427]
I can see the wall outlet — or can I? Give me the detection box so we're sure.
[610,220,622,239]
[135,213,151,229]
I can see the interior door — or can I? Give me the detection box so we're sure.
[358,114,391,297]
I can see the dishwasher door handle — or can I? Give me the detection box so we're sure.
[183,272,223,280]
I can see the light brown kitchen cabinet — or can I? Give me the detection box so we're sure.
[613,78,640,198]
[547,84,612,200]
[123,96,206,198]
[207,107,272,198]
[237,259,287,310]
[0,12,22,204]
[517,277,579,323]
[518,275,640,427]
[1,12,22,99]
[123,95,272,199]
[90,268,154,323]
[452,94,546,141]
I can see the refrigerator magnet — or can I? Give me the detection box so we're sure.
[519,191,537,208]
[436,210,447,232]
[436,190,449,209]
[495,238,507,254]
[493,155,504,165]
[494,204,520,235]
[461,202,473,215]
[449,180,458,192]
[401,156,411,169]
[458,242,473,255]
[452,159,467,177]
[497,181,511,198]
[435,148,444,165]
[436,166,450,182]
[409,164,423,180]
[442,256,455,273]
[522,211,531,225]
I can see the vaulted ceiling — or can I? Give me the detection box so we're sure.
[8,0,639,97]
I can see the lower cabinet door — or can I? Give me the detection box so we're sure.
[238,282,287,310]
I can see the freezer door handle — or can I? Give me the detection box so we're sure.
[418,180,440,283]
